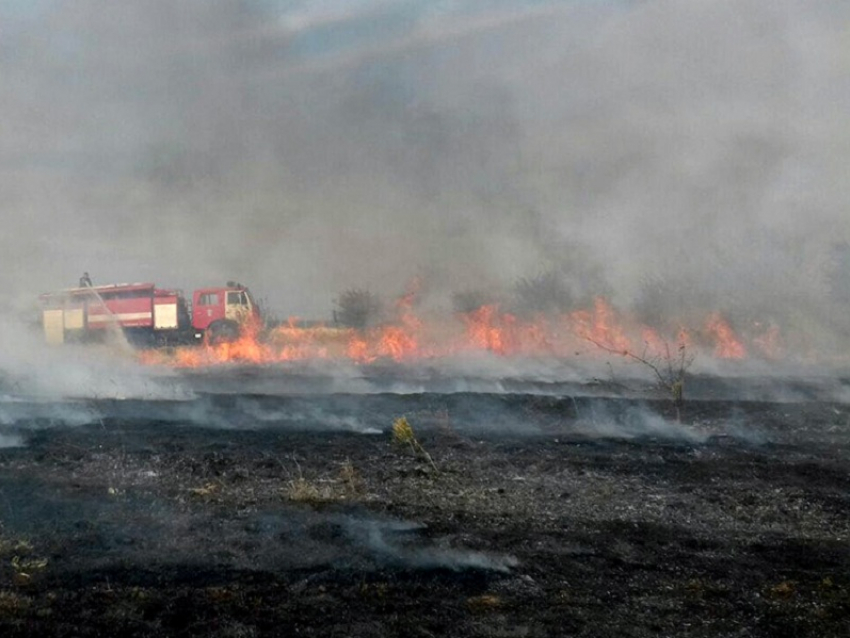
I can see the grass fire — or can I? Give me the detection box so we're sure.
[133,288,775,369]
[4,0,850,636]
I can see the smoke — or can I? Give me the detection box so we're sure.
[343,516,518,572]
[170,394,383,432]
[3,1,850,351]
[0,313,195,445]
[0,314,191,401]
[0,433,24,449]
[572,403,708,444]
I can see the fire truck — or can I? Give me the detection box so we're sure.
[38,281,260,347]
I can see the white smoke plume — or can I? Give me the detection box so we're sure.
[2,1,849,350]
[0,314,189,400]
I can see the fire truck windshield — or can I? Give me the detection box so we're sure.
[227,291,249,306]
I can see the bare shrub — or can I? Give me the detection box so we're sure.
[451,290,495,314]
[334,288,382,329]
[587,336,695,422]
[253,295,279,329]
[512,271,572,316]
[632,274,711,333]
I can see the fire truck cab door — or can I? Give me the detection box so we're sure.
[225,291,250,324]
[194,292,225,330]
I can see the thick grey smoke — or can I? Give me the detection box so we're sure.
[0,314,189,400]
[3,1,849,351]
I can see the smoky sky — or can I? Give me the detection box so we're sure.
[2,0,850,340]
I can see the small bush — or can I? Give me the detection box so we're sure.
[451,290,494,315]
[392,417,437,472]
[335,288,382,329]
[0,590,31,617]
[513,271,572,316]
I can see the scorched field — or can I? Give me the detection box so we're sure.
[0,364,848,637]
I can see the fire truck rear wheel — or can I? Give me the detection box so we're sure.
[207,320,241,344]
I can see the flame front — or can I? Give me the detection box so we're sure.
[705,313,746,359]
[140,291,771,368]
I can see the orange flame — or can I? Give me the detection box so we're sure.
[705,313,746,359]
[138,293,784,368]
[461,305,511,354]
[570,297,631,353]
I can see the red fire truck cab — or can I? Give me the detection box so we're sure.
[39,281,260,347]
[191,283,260,342]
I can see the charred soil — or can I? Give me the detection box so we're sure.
[0,393,848,637]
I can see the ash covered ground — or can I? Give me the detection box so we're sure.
[0,364,848,637]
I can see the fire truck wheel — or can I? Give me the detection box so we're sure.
[207,320,241,344]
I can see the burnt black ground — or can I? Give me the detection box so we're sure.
[0,387,848,637]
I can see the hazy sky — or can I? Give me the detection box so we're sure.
[2,0,849,336]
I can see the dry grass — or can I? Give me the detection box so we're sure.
[392,416,415,446]
[339,459,364,495]
[768,580,796,600]
[0,590,31,617]
[392,416,438,472]
[0,534,48,584]
[359,582,389,600]
[189,482,221,498]
[285,478,339,503]
[11,556,48,575]
[283,457,367,504]
[466,594,504,612]
[0,538,33,557]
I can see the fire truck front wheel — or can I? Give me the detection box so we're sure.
[207,320,241,344]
